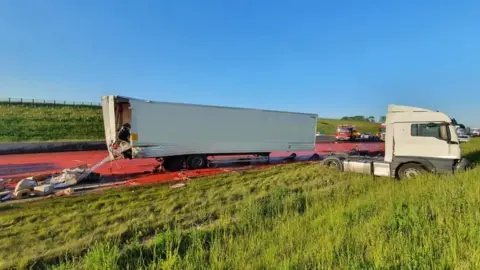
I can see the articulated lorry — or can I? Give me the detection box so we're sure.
[102,95,318,171]
[322,104,472,179]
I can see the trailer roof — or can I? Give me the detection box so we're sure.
[386,104,451,123]
[105,95,319,117]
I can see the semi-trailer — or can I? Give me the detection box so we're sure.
[322,104,472,179]
[102,95,318,171]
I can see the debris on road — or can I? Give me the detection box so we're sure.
[50,165,94,188]
[55,188,74,196]
[14,178,36,192]
[171,183,186,189]
[33,184,55,195]
[0,179,6,191]
[1,156,111,202]
[13,189,31,199]
[1,190,12,201]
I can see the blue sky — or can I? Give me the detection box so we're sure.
[0,0,479,126]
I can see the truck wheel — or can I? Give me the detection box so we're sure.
[163,156,185,172]
[322,157,344,171]
[397,163,425,180]
[186,155,208,170]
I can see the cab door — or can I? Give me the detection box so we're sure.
[394,122,454,159]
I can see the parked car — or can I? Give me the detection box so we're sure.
[360,133,374,140]
[458,135,471,143]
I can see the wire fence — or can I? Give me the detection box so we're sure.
[0,97,101,106]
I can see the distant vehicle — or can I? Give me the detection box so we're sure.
[458,135,471,143]
[336,125,358,141]
[472,128,480,137]
[456,125,466,136]
[360,133,374,140]
[316,132,325,136]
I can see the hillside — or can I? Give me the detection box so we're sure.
[0,103,380,142]
[317,118,381,135]
[0,139,479,269]
[0,104,104,142]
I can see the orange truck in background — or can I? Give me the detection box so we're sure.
[336,125,359,141]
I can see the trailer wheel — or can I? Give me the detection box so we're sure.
[186,155,208,170]
[397,163,425,180]
[163,156,185,172]
[322,157,344,172]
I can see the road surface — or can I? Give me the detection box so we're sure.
[0,142,384,188]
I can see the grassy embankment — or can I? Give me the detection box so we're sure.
[0,139,479,269]
[316,118,380,135]
[0,103,381,142]
[0,104,104,142]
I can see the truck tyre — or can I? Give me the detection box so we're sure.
[163,156,185,172]
[186,155,208,170]
[397,163,425,180]
[322,157,344,172]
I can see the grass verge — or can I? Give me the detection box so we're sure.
[0,104,104,142]
[0,139,479,269]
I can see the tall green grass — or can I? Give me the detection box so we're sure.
[1,139,479,269]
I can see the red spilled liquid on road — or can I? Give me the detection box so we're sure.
[0,142,384,188]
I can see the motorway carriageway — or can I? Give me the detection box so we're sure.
[0,142,384,189]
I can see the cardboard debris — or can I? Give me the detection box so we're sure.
[2,156,111,202]
[50,164,102,189]
[0,179,5,191]
[171,183,186,189]
[15,178,36,192]
[55,188,74,196]
[13,189,31,199]
[33,184,54,195]
[32,174,52,184]
[1,193,12,202]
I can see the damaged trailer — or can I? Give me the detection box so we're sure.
[102,95,318,171]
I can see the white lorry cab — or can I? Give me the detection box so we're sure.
[102,95,318,171]
[322,104,472,179]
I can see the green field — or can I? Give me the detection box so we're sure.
[0,104,381,142]
[0,104,104,142]
[0,139,479,269]
[317,118,381,135]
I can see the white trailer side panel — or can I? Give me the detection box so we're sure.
[127,98,317,158]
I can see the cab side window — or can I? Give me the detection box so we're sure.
[411,124,450,140]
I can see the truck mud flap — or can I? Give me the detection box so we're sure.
[455,158,473,172]
[282,153,297,163]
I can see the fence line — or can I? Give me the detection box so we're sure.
[0,97,101,107]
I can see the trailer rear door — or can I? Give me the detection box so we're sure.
[102,95,117,156]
